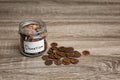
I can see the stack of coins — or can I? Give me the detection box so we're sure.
[42,42,90,66]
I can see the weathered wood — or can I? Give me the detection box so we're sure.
[0,56,120,80]
[0,0,120,80]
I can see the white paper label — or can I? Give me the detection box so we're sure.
[24,39,44,53]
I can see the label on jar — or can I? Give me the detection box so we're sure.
[24,39,44,53]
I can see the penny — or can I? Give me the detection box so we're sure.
[62,60,70,65]
[65,47,74,53]
[82,50,90,56]
[62,57,71,63]
[54,53,61,59]
[44,60,53,66]
[66,52,74,57]
[70,58,79,64]
[32,24,40,30]
[47,48,53,54]
[51,47,58,50]
[54,60,62,65]
[41,55,50,60]
[73,51,81,58]
[47,50,53,55]
[58,46,66,52]
[28,25,33,29]
[50,42,58,47]
[48,54,56,59]
[57,51,66,57]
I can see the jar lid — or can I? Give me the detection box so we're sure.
[19,19,47,35]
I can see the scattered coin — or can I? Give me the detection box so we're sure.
[62,60,70,65]
[48,54,56,59]
[44,60,53,66]
[62,57,71,65]
[57,51,66,57]
[82,50,90,56]
[54,53,61,59]
[54,60,62,65]
[41,55,49,60]
[70,58,79,64]
[65,47,74,53]
[50,42,58,47]
[58,46,66,52]
[66,52,74,57]
[73,51,81,58]
[47,48,53,54]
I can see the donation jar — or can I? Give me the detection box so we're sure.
[19,19,47,57]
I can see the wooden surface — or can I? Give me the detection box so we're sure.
[0,0,120,80]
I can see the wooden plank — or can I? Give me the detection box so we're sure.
[0,0,120,22]
[0,56,120,80]
[0,23,120,40]
[0,0,120,80]
[0,40,120,57]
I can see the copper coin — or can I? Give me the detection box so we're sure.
[32,39,39,42]
[57,52,66,57]
[32,24,39,30]
[58,46,66,52]
[54,60,62,65]
[70,58,79,64]
[62,60,70,65]
[48,54,56,59]
[73,51,81,58]
[41,55,49,60]
[54,53,61,59]
[66,52,74,57]
[62,57,71,63]
[44,60,53,66]
[47,51,53,55]
[51,46,58,50]
[50,42,58,47]
[47,48,53,54]
[82,50,90,56]
[65,47,74,53]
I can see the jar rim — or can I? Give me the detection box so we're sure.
[19,19,47,35]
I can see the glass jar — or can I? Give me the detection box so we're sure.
[18,19,47,57]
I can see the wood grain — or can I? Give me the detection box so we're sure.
[0,0,120,80]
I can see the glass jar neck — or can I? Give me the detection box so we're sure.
[19,19,47,35]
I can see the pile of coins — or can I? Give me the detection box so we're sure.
[42,42,90,66]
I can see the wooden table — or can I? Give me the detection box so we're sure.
[0,0,120,80]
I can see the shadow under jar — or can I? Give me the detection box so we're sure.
[19,20,47,57]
